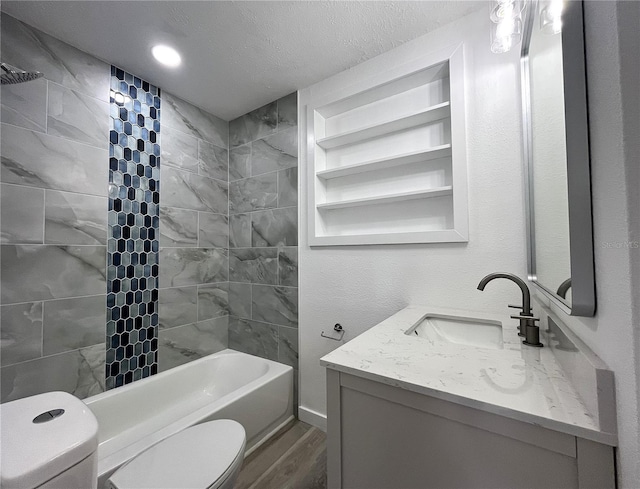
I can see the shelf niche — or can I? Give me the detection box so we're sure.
[305,44,468,246]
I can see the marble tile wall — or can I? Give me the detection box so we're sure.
[1,13,297,405]
[0,13,231,401]
[0,13,109,402]
[228,93,299,407]
[158,92,230,372]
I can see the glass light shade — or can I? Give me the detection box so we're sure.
[490,16,523,54]
[490,0,525,23]
[540,0,564,34]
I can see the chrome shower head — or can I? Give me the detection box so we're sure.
[1,63,43,85]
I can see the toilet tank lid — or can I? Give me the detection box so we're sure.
[108,419,246,489]
[0,391,98,489]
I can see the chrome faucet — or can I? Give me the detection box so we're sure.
[477,272,543,347]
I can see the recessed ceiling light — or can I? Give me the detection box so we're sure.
[151,45,181,68]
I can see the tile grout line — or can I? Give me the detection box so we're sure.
[39,298,45,358]
[0,120,109,152]
[47,78,110,105]
[2,339,107,369]
[163,163,230,187]
[249,281,253,324]
[45,78,49,134]
[227,314,298,331]
[276,153,281,209]
[160,201,228,214]
[229,163,298,184]
[274,110,281,366]
[1,242,108,248]
[41,186,47,244]
[228,205,298,218]
[229,112,294,151]
[229,245,297,250]
[1,292,109,308]
[0,181,109,200]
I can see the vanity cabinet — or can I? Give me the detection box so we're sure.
[326,369,615,489]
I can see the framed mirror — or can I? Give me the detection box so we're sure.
[520,0,596,316]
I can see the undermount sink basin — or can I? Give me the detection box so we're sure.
[406,314,504,350]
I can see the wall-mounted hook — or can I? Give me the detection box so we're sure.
[321,323,345,341]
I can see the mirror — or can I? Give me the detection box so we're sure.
[521,0,596,316]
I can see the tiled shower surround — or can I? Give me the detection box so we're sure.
[156,81,230,373]
[1,13,111,401]
[0,13,298,402]
[227,96,299,382]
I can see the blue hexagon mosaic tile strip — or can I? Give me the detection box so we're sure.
[106,66,160,389]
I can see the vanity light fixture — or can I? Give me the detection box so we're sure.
[539,0,564,34]
[490,0,524,54]
[151,44,182,68]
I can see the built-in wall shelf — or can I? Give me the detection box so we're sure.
[316,145,452,180]
[315,102,451,150]
[302,43,468,246]
[317,187,453,211]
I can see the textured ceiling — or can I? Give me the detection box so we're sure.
[1,1,484,120]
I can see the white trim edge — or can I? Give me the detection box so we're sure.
[298,405,327,432]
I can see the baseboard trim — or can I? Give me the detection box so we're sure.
[298,405,327,432]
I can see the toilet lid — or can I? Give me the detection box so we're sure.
[108,420,246,489]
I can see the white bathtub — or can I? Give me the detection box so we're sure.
[83,349,294,488]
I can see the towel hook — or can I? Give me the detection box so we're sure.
[321,323,345,341]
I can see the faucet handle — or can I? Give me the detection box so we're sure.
[510,314,540,322]
[508,304,523,309]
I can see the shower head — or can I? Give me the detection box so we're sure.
[1,63,43,85]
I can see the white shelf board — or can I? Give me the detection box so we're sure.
[315,102,451,150]
[317,186,453,211]
[317,63,449,118]
[316,145,452,180]
[309,229,468,246]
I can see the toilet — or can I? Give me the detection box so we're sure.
[1,391,99,489]
[0,392,246,489]
[106,420,246,489]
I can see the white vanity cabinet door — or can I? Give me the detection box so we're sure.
[326,370,615,489]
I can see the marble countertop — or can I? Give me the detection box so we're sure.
[320,305,617,446]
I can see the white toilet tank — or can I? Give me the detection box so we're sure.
[0,391,99,489]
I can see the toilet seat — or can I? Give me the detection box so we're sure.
[107,419,246,489]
